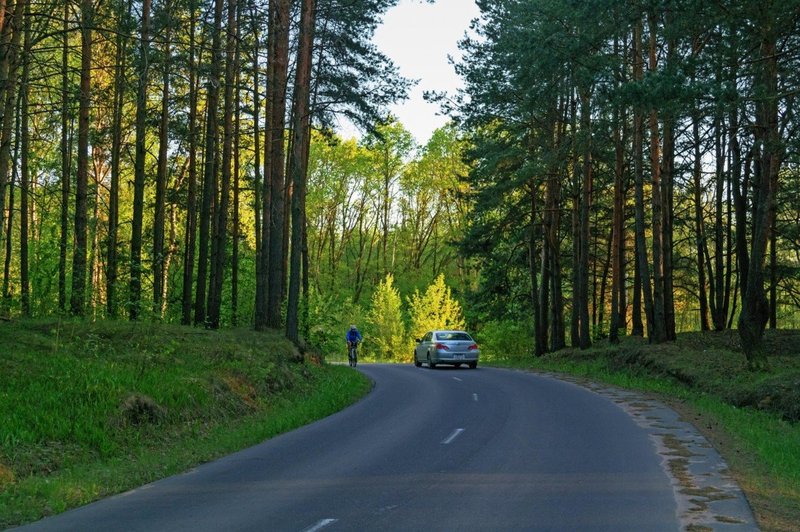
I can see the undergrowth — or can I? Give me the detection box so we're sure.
[0,318,371,528]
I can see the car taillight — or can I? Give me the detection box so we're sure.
[435,343,449,351]
[468,344,479,350]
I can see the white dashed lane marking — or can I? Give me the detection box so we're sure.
[441,428,465,445]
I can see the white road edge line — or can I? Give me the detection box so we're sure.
[473,393,479,402]
[442,428,465,445]
[453,377,462,382]
[303,518,338,532]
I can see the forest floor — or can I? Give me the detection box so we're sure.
[493,329,800,532]
[0,318,372,528]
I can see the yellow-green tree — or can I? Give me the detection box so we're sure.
[366,274,408,361]
[408,274,465,341]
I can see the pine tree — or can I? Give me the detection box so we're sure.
[408,274,465,341]
[366,274,407,361]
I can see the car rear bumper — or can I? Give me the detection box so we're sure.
[432,352,479,364]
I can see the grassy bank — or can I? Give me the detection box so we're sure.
[488,330,800,532]
[0,319,371,528]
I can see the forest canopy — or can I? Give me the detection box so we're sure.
[0,0,799,364]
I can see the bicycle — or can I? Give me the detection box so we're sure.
[348,341,359,367]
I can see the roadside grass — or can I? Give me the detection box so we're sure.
[487,330,800,532]
[0,318,371,528]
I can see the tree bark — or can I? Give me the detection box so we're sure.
[266,0,291,328]
[632,16,655,339]
[692,103,710,331]
[578,87,592,349]
[661,19,677,341]
[287,0,316,343]
[153,2,172,317]
[19,0,28,315]
[59,1,70,313]
[231,5,241,327]
[107,0,130,318]
[195,0,223,326]
[739,27,781,365]
[181,0,198,325]
[70,0,91,316]
[207,0,234,329]
[252,7,264,328]
[0,0,24,277]
[610,84,626,342]
[129,0,151,320]
[647,11,666,343]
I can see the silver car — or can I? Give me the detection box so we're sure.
[414,330,480,369]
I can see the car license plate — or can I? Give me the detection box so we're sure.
[455,354,464,360]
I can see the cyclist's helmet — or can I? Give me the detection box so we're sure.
[350,324,357,330]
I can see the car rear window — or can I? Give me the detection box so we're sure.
[436,332,472,341]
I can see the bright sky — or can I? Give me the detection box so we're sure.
[338,0,481,145]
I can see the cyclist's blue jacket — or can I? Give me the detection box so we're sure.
[346,329,362,343]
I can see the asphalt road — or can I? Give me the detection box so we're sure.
[16,364,756,531]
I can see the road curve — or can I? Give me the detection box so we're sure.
[16,364,756,531]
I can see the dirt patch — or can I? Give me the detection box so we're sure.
[119,393,165,425]
[0,462,14,487]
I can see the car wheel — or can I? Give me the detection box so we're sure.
[468,362,477,369]
[454,363,462,369]
[414,353,422,367]
[427,354,436,369]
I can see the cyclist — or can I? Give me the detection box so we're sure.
[345,325,362,367]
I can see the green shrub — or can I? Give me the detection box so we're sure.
[477,319,533,361]
[408,274,465,340]
[365,274,409,362]
[306,288,365,361]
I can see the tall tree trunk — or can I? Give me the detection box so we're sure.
[647,11,666,343]
[19,0,28,315]
[2,125,14,307]
[598,225,613,337]
[712,93,726,331]
[0,0,24,270]
[610,81,626,342]
[769,216,777,329]
[266,0,291,328]
[256,3,274,331]
[231,6,241,327]
[287,0,316,343]
[569,89,580,347]
[570,175,580,347]
[207,0,234,329]
[632,237,643,336]
[153,3,172,316]
[107,0,130,318]
[578,87,592,349]
[632,16,655,339]
[70,0,91,316]
[739,26,781,365]
[195,0,223,326]
[130,0,151,320]
[59,1,70,313]
[692,103,710,331]
[661,18,677,341]
[529,183,542,356]
[252,7,265,329]
[181,0,198,325]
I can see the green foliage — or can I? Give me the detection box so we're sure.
[477,319,533,361]
[408,273,465,340]
[365,274,408,361]
[305,288,365,362]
